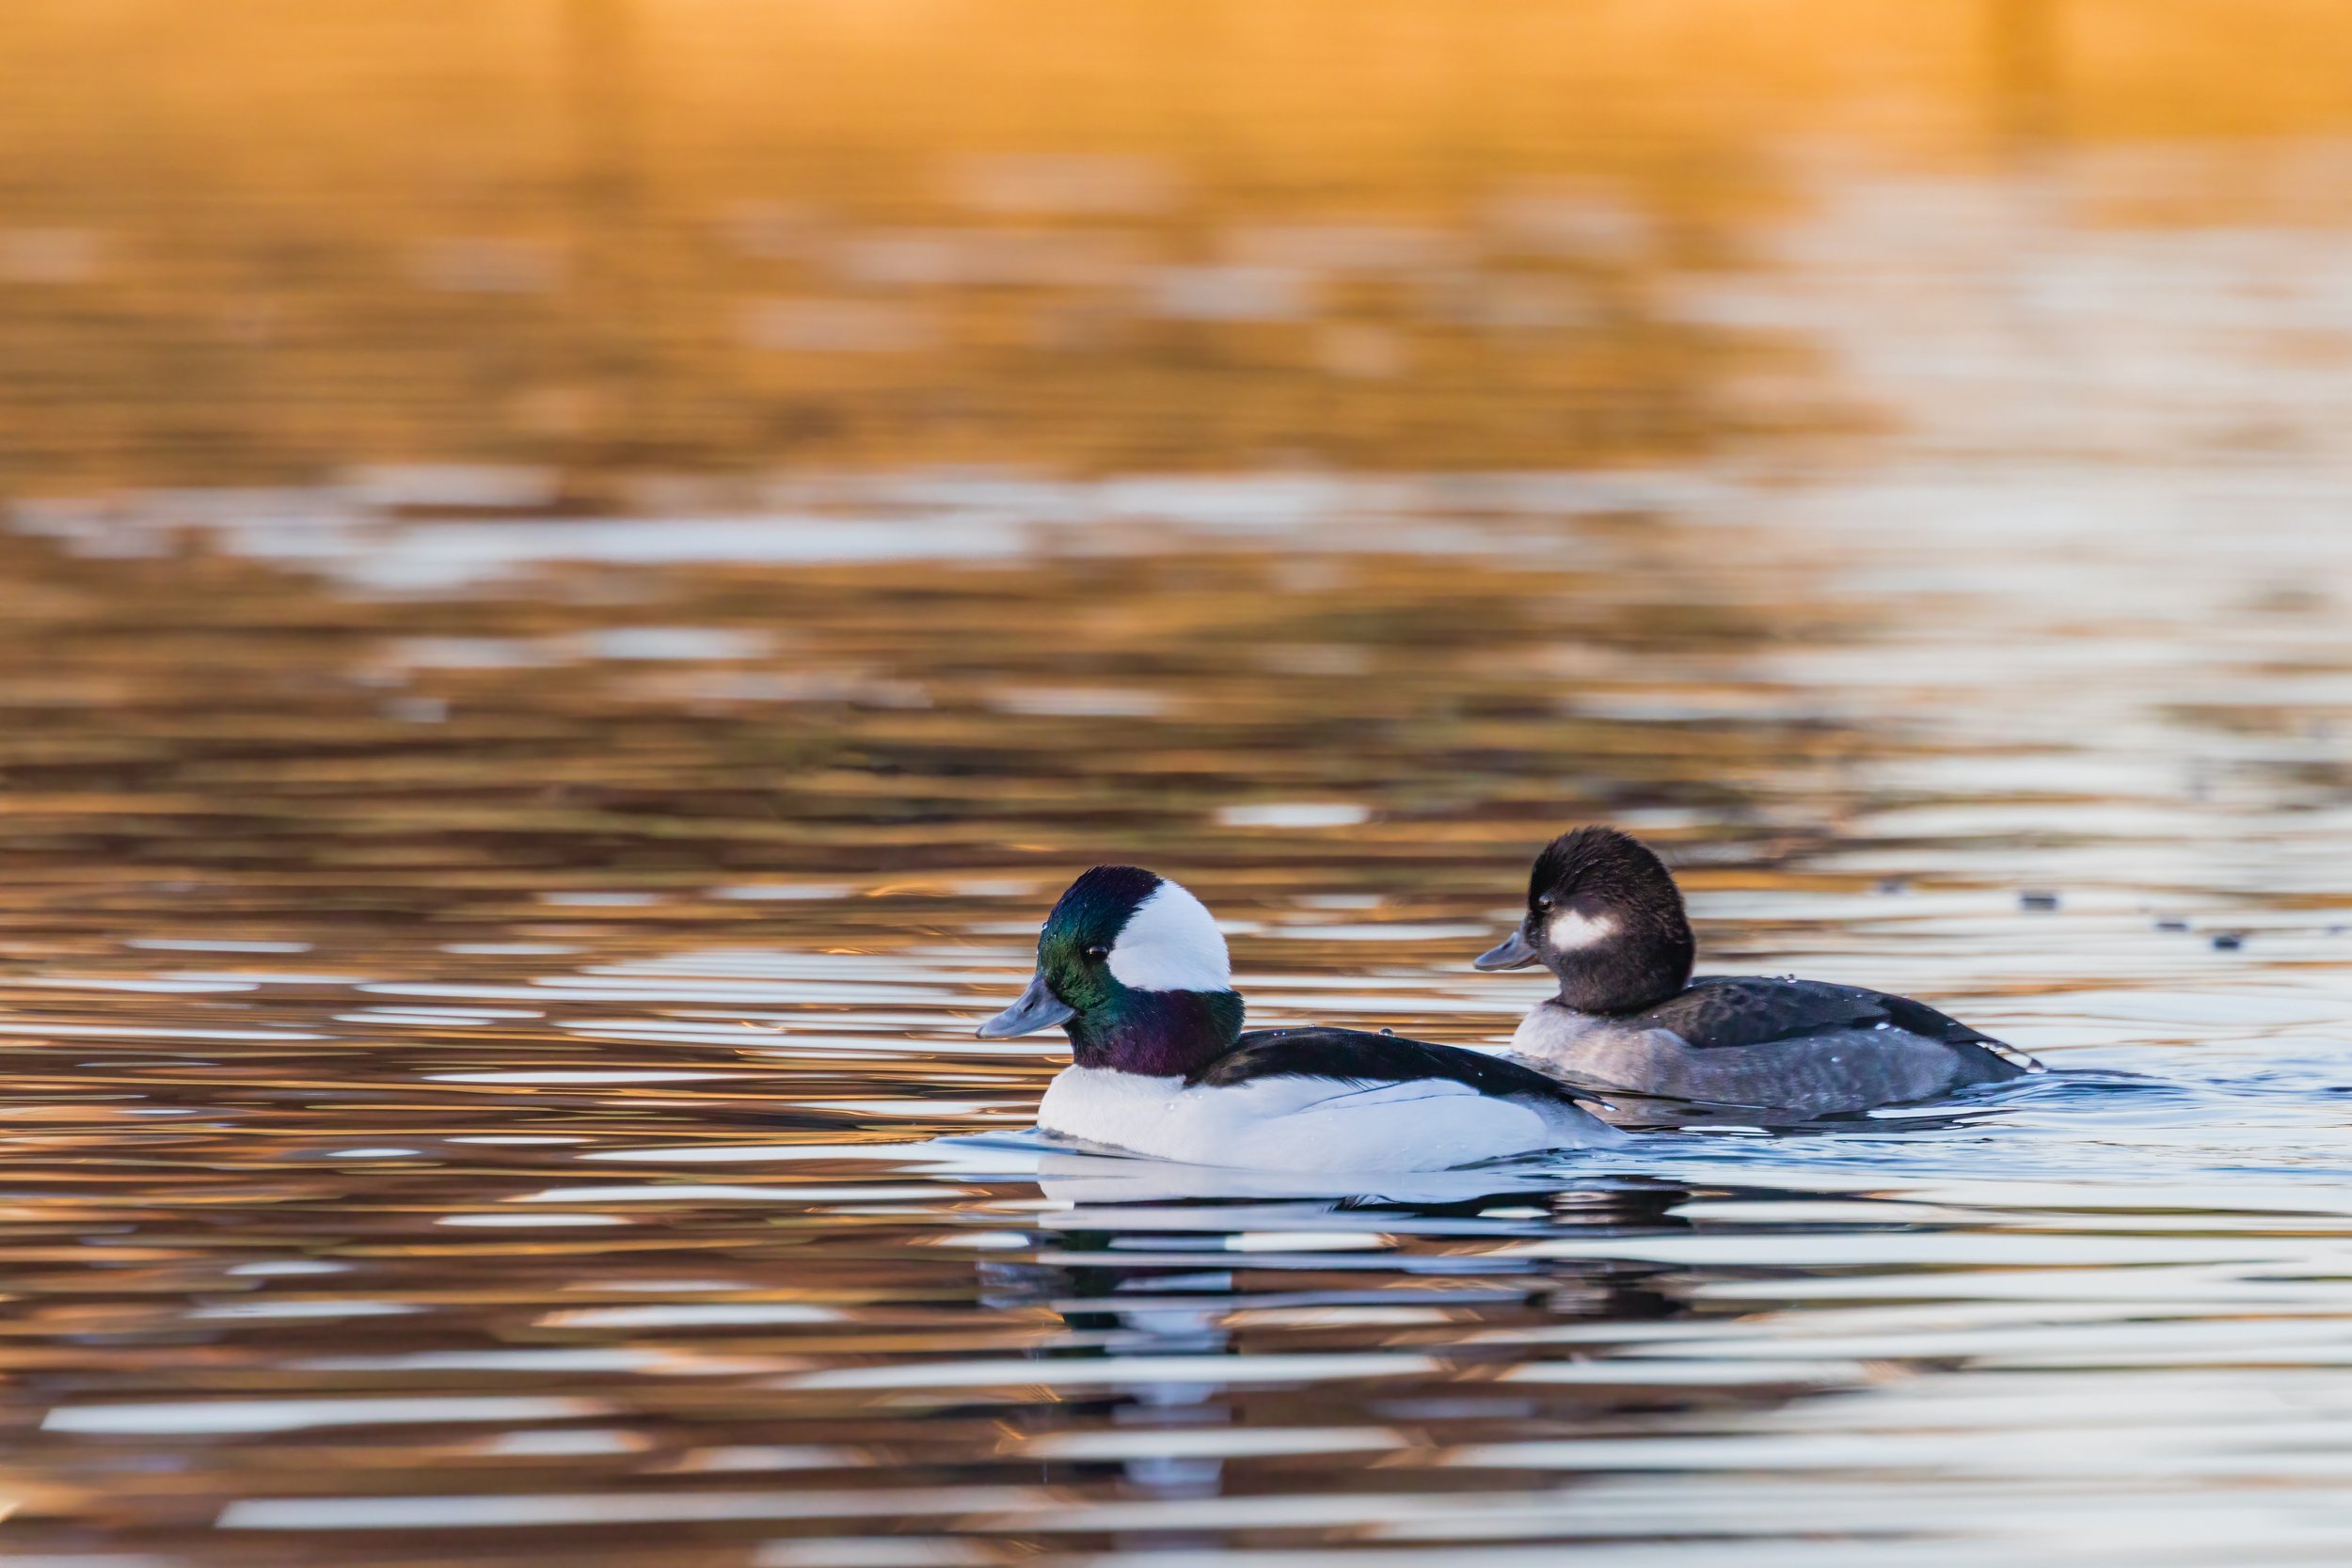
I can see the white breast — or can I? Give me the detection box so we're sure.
[1036,1065,1617,1171]
[1036,1068,1188,1157]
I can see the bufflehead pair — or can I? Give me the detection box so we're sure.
[979,829,2036,1170]
[977,865,1618,1170]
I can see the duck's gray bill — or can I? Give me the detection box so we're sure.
[1472,929,1541,971]
[976,974,1076,1038]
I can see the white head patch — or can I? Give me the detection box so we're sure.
[1548,907,1618,952]
[1107,879,1232,992]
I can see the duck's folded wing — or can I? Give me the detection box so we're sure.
[1198,1027,1606,1108]
[1645,976,2030,1063]
[1183,1029,1620,1164]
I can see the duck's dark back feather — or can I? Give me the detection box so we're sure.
[1637,975,2028,1070]
[1193,1027,1600,1106]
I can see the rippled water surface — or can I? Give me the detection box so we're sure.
[8,6,2352,1565]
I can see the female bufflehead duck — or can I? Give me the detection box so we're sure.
[979,865,1619,1171]
[1473,827,2038,1121]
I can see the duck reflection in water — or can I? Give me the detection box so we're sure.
[968,1164,1850,1510]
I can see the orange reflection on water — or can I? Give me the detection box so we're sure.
[5,0,2347,493]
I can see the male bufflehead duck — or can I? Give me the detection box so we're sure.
[1473,827,2038,1121]
[979,865,1619,1171]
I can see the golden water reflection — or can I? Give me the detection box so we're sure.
[8,0,2352,490]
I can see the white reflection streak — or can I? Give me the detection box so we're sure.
[46,1396,608,1435]
[517,1184,949,1202]
[219,1485,1059,1529]
[778,1353,1440,1390]
[426,1070,737,1084]
[541,1304,842,1327]
[188,1301,417,1321]
[1021,1427,1406,1460]
[0,1022,329,1041]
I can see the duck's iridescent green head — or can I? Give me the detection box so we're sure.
[977,865,1245,1075]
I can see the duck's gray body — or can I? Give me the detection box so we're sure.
[1507,975,2035,1122]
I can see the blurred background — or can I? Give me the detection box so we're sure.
[6,0,2351,902]
[8,4,2352,1565]
[7,0,2348,489]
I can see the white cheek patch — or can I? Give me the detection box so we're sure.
[1107,879,1232,992]
[1548,908,1618,952]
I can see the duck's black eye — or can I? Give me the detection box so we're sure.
[1084,943,1110,961]
[1534,894,1555,911]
